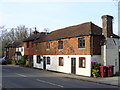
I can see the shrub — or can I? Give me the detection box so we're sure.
[91,62,101,77]
[18,55,28,66]
[92,69,99,77]
[11,59,17,65]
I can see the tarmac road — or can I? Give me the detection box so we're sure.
[2,65,119,88]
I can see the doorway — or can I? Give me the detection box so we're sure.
[43,57,46,70]
[71,58,76,74]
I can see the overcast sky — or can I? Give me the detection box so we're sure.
[0,0,118,34]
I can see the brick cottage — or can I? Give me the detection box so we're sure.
[23,15,119,76]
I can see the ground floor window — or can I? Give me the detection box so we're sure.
[47,57,50,64]
[79,57,86,68]
[37,55,42,64]
[59,57,64,66]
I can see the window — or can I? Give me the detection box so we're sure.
[46,43,50,49]
[32,42,34,48]
[26,42,29,48]
[37,55,42,64]
[47,57,50,64]
[78,38,85,48]
[58,41,63,49]
[59,57,64,66]
[21,48,23,52]
[79,57,86,68]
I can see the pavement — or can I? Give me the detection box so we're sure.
[34,67,120,87]
[56,72,120,87]
[6,65,120,87]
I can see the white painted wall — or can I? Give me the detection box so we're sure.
[101,38,119,74]
[106,38,119,74]
[16,47,24,56]
[33,55,91,77]
[33,55,43,69]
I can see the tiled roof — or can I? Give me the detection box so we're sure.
[23,32,47,42]
[31,22,119,43]
[35,22,102,43]
[5,41,22,48]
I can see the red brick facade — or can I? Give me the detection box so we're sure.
[24,41,34,55]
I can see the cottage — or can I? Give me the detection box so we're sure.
[4,42,23,61]
[24,15,119,77]
[23,30,47,66]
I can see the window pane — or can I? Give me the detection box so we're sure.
[79,57,86,68]
[47,57,50,64]
[58,41,63,49]
[59,57,64,66]
[78,38,85,48]
[26,42,29,48]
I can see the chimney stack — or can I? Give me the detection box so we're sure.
[101,15,113,38]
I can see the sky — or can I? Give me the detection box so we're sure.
[0,0,118,34]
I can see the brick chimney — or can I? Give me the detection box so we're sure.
[101,15,113,38]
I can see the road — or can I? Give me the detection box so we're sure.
[2,65,119,88]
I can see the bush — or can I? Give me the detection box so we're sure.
[92,69,99,77]
[18,55,28,66]
[91,62,101,77]
[11,59,17,65]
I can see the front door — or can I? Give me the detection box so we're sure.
[71,58,76,74]
[43,57,46,70]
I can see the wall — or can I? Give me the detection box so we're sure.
[34,36,91,55]
[16,47,24,56]
[106,38,119,74]
[24,41,34,55]
[101,38,119,74]
[33,55,91,77]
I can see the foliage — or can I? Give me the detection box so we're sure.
[11,59,17,65]
[18,55,28,66]
[92,69,99,77]
[91,62,101,77]
[91,62,101,70]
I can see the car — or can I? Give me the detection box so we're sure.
[0,57,7,65]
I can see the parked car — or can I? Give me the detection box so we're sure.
[0,57,7,65]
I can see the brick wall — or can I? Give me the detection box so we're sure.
[24,41,34,55]
[34,36,92,55]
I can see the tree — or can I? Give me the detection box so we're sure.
[0,25,33,57]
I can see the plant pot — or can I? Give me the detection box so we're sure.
[93,74,97,78]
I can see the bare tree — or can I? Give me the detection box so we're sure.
[0,25,34,56]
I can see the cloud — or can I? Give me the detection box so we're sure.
[1,0,113,3]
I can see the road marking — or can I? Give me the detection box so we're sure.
[15,73,27,77]
[36,79,64,88]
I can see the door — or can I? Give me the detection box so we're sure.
[43,57,46,70]
[71,58,76,74]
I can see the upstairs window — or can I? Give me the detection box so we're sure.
[47,57,50,64]
[46,43,50,49]
[79,57,86,68]
[59,57,64,66]
[32,42,34,48]
[78,38,85,48]
[26,42,29,48]
[58,41,63,49]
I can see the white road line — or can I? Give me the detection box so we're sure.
[36,79,64,88]
[15,73,27,77]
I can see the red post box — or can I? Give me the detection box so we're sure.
[100,66,108,77]
[107,66,114,77]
